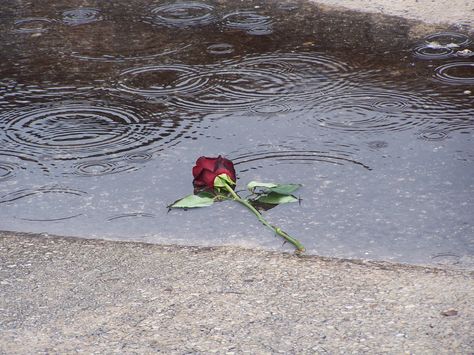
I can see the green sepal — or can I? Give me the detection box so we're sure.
[214,174,236,189]
[168,192,215,209]
[252,192,298,205]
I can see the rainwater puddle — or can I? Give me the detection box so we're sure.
[1,0,473,268]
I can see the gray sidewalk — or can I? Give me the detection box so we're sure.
[1,232,473,354]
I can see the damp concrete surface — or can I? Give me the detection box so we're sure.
[1,232,473,354]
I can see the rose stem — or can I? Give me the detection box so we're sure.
[222,183,305,253]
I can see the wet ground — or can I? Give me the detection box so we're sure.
[0,0,473,267]
[1,233,473,354]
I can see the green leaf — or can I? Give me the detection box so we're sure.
[269,184,302,195]
[169,192,215,209]
[253,192,298,205]
[247,181,277,192]
[247,181,302,195]
[214,174,236,189]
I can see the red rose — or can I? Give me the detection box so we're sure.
[192,155,236,189]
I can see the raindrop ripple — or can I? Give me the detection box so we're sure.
[305,89,437,133]
[424,32,471,47]
[231,146,370,172]
[222,10,273,35]
[147,2,216,28]
[433,62,474,85]
[0,161,20,181]
[206,43,235,55]
[62,8,102,26]
[413,46,454,60]
[0,101,195,164]
[0,185,86,204]
[117,64,207,97]
[13,18,54,33]
[172,52,351,112]
[417,129,449,141]
[70,160,137,177]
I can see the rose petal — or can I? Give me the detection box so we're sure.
[215,156,236,182]
[192,165,203,179]
[192,156,218,178]
[193,169,217,189]
[197,156,218,170]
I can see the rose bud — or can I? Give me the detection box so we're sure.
[192,155,236,189]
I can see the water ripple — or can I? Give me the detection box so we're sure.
[0,101,196,166]
[304,89,437,133]
[173,67,292,111]
[171,52,351,112]
[240,52,351,96]
[412,32,471,60]
[0,81,97,111]
[222,10,273,35]
[206,43,235,55]
[413,46,454,60]
[69,160,137,177]
[107,212,155,221]
[17,213,84,222]
[417,129,449,141]
[146,2,216,28]
[0,161,20,181]
[0,149,50,174]
[0,185,86,204]
[278,3,299,11]
[68,19,191,62]
[117,64,207,97]
[250,102,292,115]
[62,8,102,26]
[433,62,474,85]
[122,151,154,163]
[13,18,54,33]
[0,185,87,222]
[230,140,370,173]
[71,44,191,62]
[424,32,471,47]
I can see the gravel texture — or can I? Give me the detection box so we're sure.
[1,232,473,354]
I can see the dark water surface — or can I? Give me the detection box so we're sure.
[1,0,473,267]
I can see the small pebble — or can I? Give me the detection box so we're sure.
[441,309,458,317]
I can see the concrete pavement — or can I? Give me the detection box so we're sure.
[1,232,473,354]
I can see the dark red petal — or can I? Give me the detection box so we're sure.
[197,156,218,170]
[193,176,206,187]
[215,156,236,182]
[193,156,218,178]
[192,165,203,179]
[201,169,218,189]
[193,169,217,189]
[214,168,235,183]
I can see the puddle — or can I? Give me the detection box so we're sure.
[0,0,473,268]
